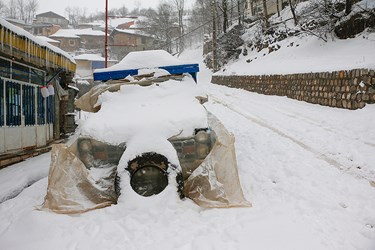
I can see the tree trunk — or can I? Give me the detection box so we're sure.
[345,0,352,15]
[250,0,254,16]
[288,0,298,25]
[222,0,228,33]
[237,0,241,26]
[262,0,269,28]
[212,0,217,71]
[276,0,280,17]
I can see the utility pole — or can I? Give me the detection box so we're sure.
[105,0,108,68]
[212,0,217,72]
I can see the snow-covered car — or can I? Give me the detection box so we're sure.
[42,50,250,213]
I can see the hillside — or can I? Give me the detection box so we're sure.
[206,0,375,76]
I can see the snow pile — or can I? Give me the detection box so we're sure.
[79,76,207,158]
[0,153,50,203]
[96,50,194,73]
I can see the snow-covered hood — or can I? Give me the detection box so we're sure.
[79,76,208,147]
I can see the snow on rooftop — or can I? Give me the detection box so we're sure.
[0,18,74,63]
[36,36,60,44]
[112,28,150,37]
[49,29,79,38]
[50,28,105,38]
[86,16,147,30]
[95,50,194,73]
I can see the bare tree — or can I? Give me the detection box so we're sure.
[288,0,298,25]
[17,0,27,21]
[172,0,185,52]
[142,2,177,53]
[117,5,128,17]
[25,0,38,23]
[0,0,7,16]
[217,0,229,33]
[65,6,88,27]
[249,0,254,16]
[9,0,17,19]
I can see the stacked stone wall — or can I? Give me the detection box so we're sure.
[212,69,375,110]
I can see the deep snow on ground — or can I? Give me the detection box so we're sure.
[0,153,50,203]
[217,34,375,76]
[216,0,375,76]
[1,45,375,249]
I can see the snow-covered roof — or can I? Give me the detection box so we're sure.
[36,11,67,20]
[112,28,151,37]
[108,17,137,27]
[87,16,147,30]
[75,29,106,36]
[49,29,80,38]
[50,28,105,38]
[36,36,60,44]
[0,17,74,63]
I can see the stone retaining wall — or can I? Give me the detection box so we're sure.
[212,69,375,110]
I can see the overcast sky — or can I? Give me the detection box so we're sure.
[37,0,192,17]
[37,0,154,16]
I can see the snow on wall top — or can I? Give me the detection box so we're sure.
[95,50,194,73]
[0,18,74,63]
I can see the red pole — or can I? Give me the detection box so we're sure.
[105,0,108,68]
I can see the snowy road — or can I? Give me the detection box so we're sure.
[0,83,375,250]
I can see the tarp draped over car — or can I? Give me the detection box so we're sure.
[41,113,250,214]
[184,113,251,208]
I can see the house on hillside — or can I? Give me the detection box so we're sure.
[49,29,80,52]
[35,11,69,28]
[30,23,61,37]
[29,11,69,36]
[49,28,106,54]
[0,18,76,165]
[75,29,106,51]
[110,28,155,60]
[245,0,290,17]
